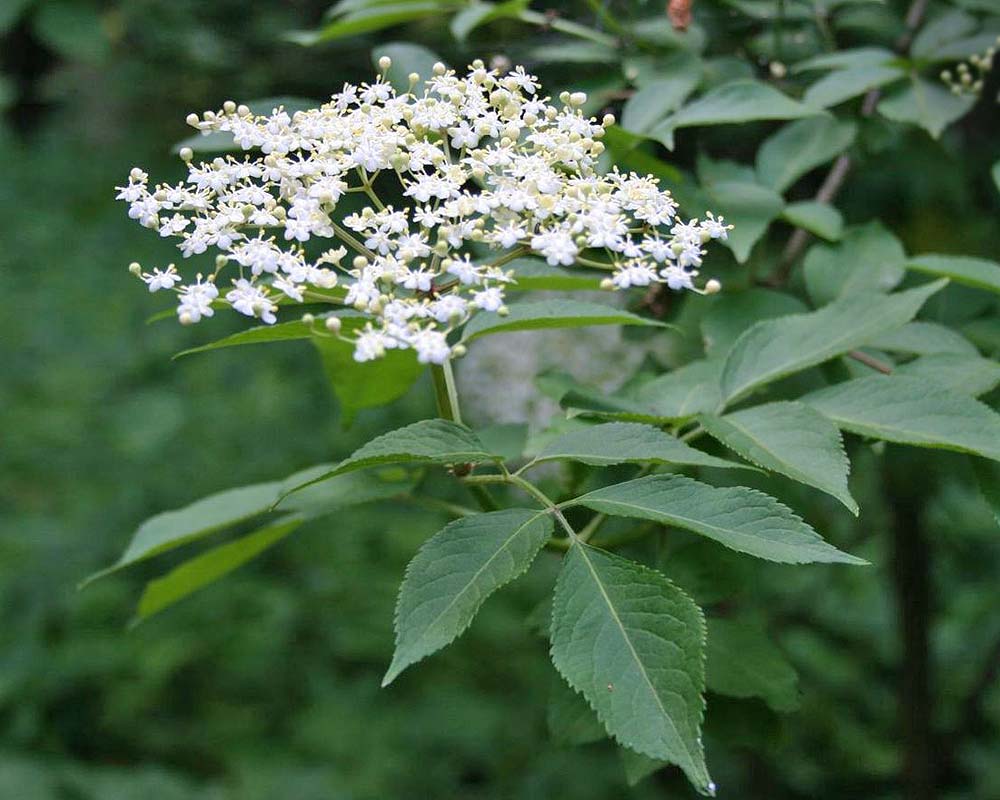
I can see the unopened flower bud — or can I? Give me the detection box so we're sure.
[378,55,392,72]
[179,147,194,162]
[301,313,315,325]
[325,316,342,333]
[451,344,467,358]
[128,262,142,276]
[705,279,722,295]
[600,278,615,291]
[185,113,200,127]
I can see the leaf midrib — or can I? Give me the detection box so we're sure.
[572,543,704,782]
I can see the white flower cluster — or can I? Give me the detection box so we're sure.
[117,59,730,364]
[940,35,998,98]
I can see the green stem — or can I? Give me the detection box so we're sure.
[430,360,463,425]
[330,220,376,260]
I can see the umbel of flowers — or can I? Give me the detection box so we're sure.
[116,59,731,364]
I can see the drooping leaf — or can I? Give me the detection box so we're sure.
[803,221,906,305]
[550,542,713,793]
[651,80,820,149]
[756,117,857,193]
[283,419,499,496]
[32,0,110,62]
[134,516,304,622]
[86,482,283,583]
[803,374,1000,461]
[528,422,745,471]
[701,291,808,357]
[175,319,315,357]
[905,254,1000,295]
[383,508,552,685]
[878,77,975,139]
[699,401,857,513]
[864,321,978,356]
[313,336,425,426]
[460,300,667,341]
[568,475,865,564]
[781,202,844,241]
[277,464,419,516]
[803,64,905,108]
[895,354,1000,396]
[720,280,945,405]
[706,618,800,712]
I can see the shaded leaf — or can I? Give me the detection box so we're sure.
[569,475,865,564]
[699,401,857,513]
[384,509,552,684]
[803,221,906,305]
[506,258,604,291]
[878,78,975,138]
[550,542,713,792]
[547,673,607,745]
[864,321,978,356]
[804,64,904,108]
[701,291,808,356]
[704,181,785,263]
[620,749,668,787]
[287,2,449,44]
[706,618,799,712]
[895,354,1000,396]
[621,63,701,135]
[134,516,304,622]
[756,117,857,193]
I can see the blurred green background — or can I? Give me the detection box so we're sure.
[2,1,999,798]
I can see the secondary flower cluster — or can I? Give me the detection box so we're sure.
[116,59,730,364]
[940,35,999,98]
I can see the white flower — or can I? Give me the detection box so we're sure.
[121,60,729,361]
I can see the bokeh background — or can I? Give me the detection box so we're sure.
[2,1,999,798]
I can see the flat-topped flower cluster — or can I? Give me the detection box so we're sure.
[116,59,730,364]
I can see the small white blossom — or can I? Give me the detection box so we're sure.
[119,60,729,363]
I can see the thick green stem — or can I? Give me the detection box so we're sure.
[430,360,463,425]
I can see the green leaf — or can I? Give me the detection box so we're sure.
[905,254,1000,295]
[0,0,34,35]
[175,318,318,357]
[699,401,857,513]
[781,202,844,241]
[621,64,701,135]
[529,422,746,471]
[895,354,1000,396]
[704,181,785,263]
[651,80,820,149]
[371,42,442,90]
[134,516,304,622]
[550,543,713,793]
[756,117,857,193]
[313,336,425,426]
[506,258,604,291]
[547,673,608,746]
[450,0,528,41]
[802,375,1000,462]
[33,0,109,62]
[911,9,978,61]
[633,360,725,419]
[793,47,896,73]
[972,459,1000,528]
[460,300,666,342]
[620,749,668,787]
[286,420,497,498]
[276,464,419,516]
[568,475,865,564]
[88,482,283,582]
[706,618,799,712]
[992,161,1000,194]
[287,2,449,44]
[720,280,945,405]
[701,291,808,357]
[878,78,975,139]
[864,321,978,356]
[383,508,552,685]
[803,221,906,305]
[803,64,904,108]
